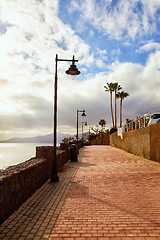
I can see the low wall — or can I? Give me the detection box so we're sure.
[90,133,110,145]
[150,123,160,162]
[110,123,160,162]
[0,146,70,225]
[123,127,150,159]
[36,146,70,171]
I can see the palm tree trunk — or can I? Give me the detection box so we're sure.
[115,90,117,128]
[120,98,122,127]
[110,91,115,128]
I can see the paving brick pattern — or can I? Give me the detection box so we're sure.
[1,146,160,240]
[0,152,81,240]
[50,146,160,240]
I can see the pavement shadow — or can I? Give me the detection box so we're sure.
[68,180,160,227]
[77,161,96,168]
[90,193,160,227]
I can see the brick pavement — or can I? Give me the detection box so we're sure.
[1,146,160,240]
[0,150,82,240]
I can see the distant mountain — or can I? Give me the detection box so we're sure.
[0,132,89,143]
[0,133,73,143]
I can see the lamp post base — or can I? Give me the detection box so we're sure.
[50,174,59,182]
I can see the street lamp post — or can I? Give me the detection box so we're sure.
[51,54,80,182]
[76,109,86,146]
[82,121,87,148]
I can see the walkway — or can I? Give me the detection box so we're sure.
[1,146,160,240]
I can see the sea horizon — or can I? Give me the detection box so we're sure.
[0,142,58,171]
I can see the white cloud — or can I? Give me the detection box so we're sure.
[0,0,160,139]
[96,59,106,68]
[94,48,108,68]
[89,30,94,37]
[0,0,95,74]
[111,49,121,60]
[69,0,160,40]
[0,0,97,138]
[104,50,160,121]
[58,50,160,130]
[137,42,160,53]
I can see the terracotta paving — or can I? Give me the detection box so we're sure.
[1,146,160,240]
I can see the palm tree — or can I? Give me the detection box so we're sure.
[104,83,115,128]
[116,91,129,127]
[68,137,74,143]
[62,137,69,143]
[98,119,106,131]
[113,82,122,128]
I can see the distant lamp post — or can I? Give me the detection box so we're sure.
[51,54,80,182]
[77,109,86,145]
[82,121,87,148]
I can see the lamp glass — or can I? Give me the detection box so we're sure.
[66,64,80,76]
[81,112,86,117]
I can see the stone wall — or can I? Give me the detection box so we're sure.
[90,132,110,145]
[0,146,70,225]
[110,123,160,162]
[123,127,150,159]
[36,146,70,171]
[150,123,160,162]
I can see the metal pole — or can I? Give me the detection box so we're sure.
[77,110,78,146]
[82,124,83,148]
[50,54,80,182]
[51,54,59,182]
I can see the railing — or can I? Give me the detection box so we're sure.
[125,116,150,132]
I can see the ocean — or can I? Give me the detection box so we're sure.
[0,143,52,170]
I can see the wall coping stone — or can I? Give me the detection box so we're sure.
[0,147,68,225]
[0,157,44,181]
[0,149,63,181]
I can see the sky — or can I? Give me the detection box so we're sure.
[0,0,160,140]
